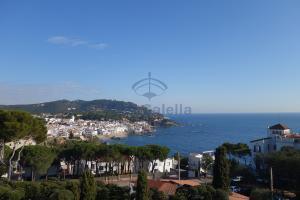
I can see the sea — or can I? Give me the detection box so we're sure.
[111,113,300,156]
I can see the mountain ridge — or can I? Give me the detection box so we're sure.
[0,99,176,126]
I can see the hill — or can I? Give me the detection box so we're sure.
[0,99,175,126]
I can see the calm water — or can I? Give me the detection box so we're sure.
[112,113,300,155]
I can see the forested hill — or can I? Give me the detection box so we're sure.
[0,99,175,125]
[0,99,146,114]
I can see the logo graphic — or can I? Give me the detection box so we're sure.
[132,72,168,101]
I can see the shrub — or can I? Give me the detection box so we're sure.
[25,182,41,200]
[214,189,229,200]
[250,188,272,200]
[1,188,25,200]
[49,189,75,200]
[66,180,80,200]
[80,170,96,200]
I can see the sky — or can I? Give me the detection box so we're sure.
[1,0,300,113]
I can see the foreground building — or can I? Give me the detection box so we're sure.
[250,123,300,156]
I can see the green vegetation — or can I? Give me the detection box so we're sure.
[80,171,96,200]
[222,142,251,165]
[201,153,214,175]
[0,179,133,200]
[172,185,228,200]
[57,141,169,178]
[0,110,47,143]
[0,110,47,180]
[249,188,272,200]
[212,146,230,192]
[255,147,300,190]
[136,170,149,200]
[22,145,57,181]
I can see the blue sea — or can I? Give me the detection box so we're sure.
[112,113,300,155]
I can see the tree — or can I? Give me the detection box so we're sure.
[147,145,170,173]
[80,170,96,200]
[136,170,149,200]
[0,145,12,177]
[212,146,230,191]
[174,185,216,200]
[0,110,47,180]
[255,147,300,190]
[222,143,251,165]
[21,145,56,181]
[201,154,214,175]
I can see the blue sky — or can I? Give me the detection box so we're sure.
[1,0,300,113]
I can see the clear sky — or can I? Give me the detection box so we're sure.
[1,0,300,113]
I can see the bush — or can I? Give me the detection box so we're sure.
[214,189,229,200]
[250,188,272,200]
[66,180,80,200]
[1,188,25,200]
[25,182,41,200]
[150,188,167,200]
[96,185,110,200]
[0,185,11,199]
[80,171,96,200]
[49,189,75,200]
[40,181,65,199]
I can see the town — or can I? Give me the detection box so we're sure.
[44,115,153,140]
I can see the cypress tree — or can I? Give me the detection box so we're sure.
[80,170,96,200]
[212,146,230,191]
[136,170,149,200]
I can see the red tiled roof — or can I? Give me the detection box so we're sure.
[147,180,178,196]
[286,134,300,139]
[168,179,201,187]
[230,192,249,200]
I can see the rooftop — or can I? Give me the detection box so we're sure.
[269,123,289,130]
[230,192,249,200]
[147,180,178,196]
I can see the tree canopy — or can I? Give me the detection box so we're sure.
[21,145,57,181]
[0,110,47,143]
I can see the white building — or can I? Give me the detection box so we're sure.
[188,150,215,178]
[148,158,177,173]
[250,123,300,156]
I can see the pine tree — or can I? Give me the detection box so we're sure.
[80,170,96,200]
[212,146,230,191]
[136,170,149,200]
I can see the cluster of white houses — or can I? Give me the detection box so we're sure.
[46,116,153,139]
[60,158,177,177]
